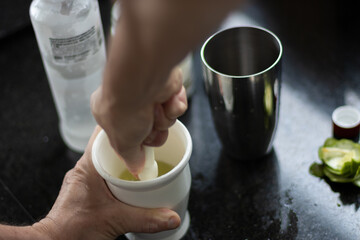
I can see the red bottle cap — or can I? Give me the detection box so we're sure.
[332,105,360,141]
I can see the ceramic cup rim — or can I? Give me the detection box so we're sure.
[332,105,360,129]
[200,25,283,79]
[92,120,193,191]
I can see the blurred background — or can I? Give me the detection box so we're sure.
[0,0,114,39]
[1,0,360,239]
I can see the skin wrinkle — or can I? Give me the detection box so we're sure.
[147,221,158,233]
[38,217,60,240]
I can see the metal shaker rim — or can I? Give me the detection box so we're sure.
[200,25,283,79]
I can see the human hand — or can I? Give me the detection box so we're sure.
[91,67,187,175]
[91,0,242,176]
[32,127,181,240]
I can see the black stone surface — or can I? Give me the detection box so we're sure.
[1,0,360,239]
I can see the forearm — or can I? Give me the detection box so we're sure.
[0,223,48,240]
[103,21,165,111]
[102,0,244,109]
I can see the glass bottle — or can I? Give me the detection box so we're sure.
[30,0,106,152]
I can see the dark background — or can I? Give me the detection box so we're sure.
[1,0,360,239]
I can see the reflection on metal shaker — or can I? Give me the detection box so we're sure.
[201,26,283,159]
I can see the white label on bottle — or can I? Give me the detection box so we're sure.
[49,26,102,64]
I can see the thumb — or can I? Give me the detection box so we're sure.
[116,146,145,176]
[90,86,105,129]
[113,203,181,234]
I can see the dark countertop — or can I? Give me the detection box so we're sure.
[1,0,360,239]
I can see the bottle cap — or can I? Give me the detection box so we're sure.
[332,105,360,141]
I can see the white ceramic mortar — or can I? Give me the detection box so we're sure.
[92,120,192,240]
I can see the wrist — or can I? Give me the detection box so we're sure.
[32,212,83,240]
[104,17,174,106]
[0,224,49,240]
[31,218,59,240]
